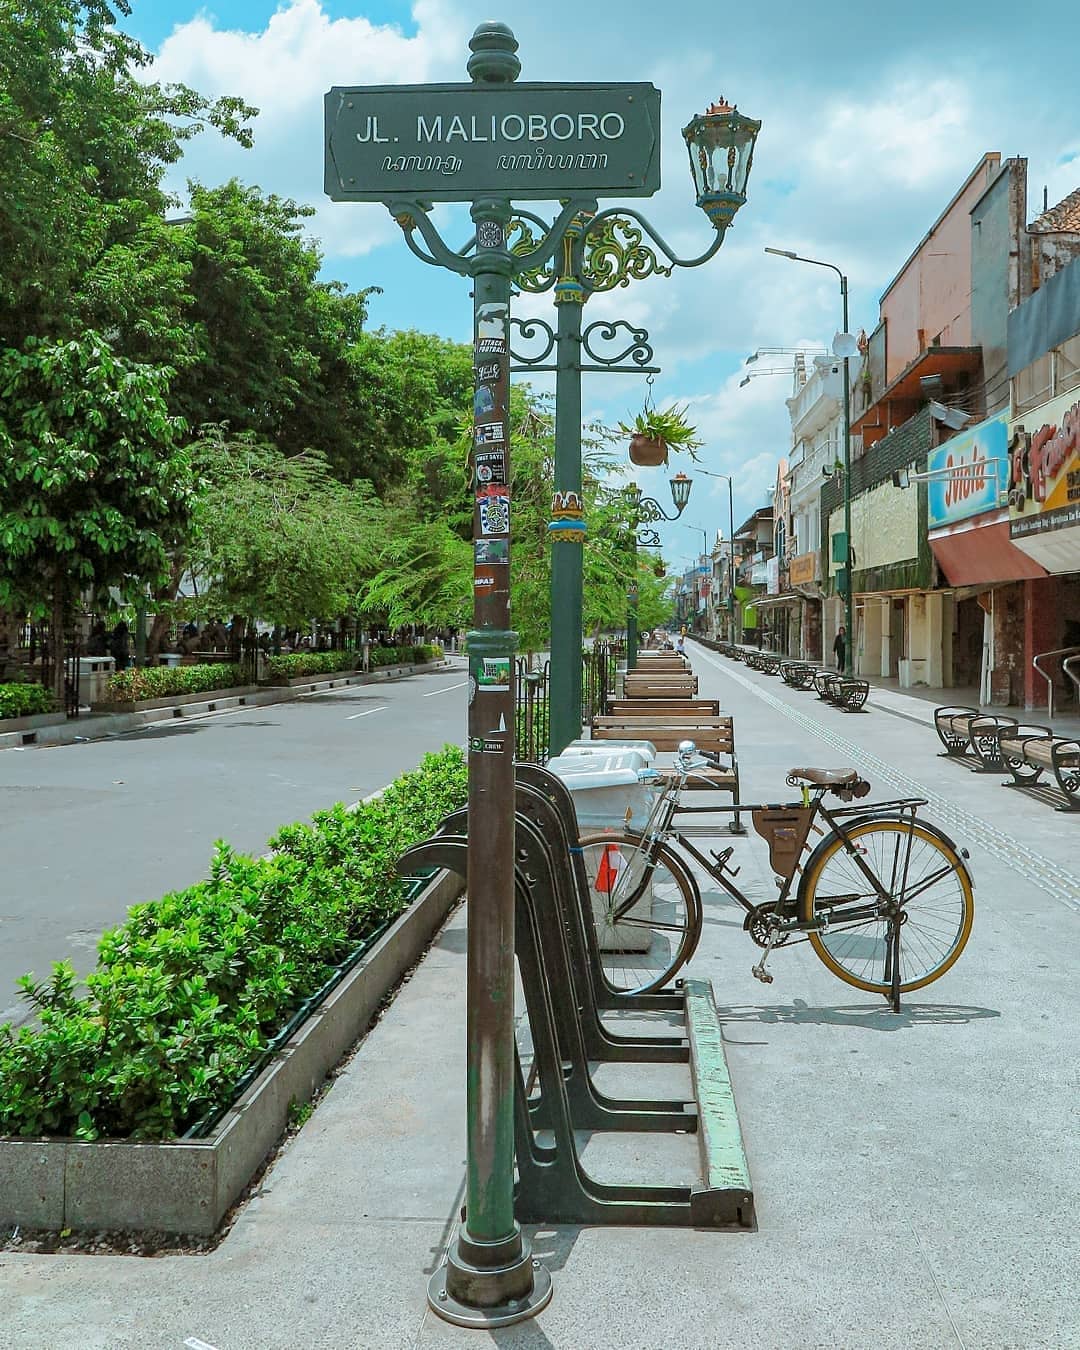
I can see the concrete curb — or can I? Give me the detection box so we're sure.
[0,868,464,1236]
[0,659,458,752]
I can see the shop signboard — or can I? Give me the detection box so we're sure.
[325,83,660,202]
[1009,388,1080,572]
[789,551,817,585]
[926,413,1008,529]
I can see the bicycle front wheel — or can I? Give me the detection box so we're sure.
[578,831,701,994]
[799,819,974,995]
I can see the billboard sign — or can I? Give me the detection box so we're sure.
[926,413,1008,529]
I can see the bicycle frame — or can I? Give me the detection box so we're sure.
[614,760,937,933]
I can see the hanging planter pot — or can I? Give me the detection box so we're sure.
[629,433,668,467]
[618,399,702,469]
[654,562,666,579]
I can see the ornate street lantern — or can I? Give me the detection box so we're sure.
[683,98,761,231]
[669,472,693,512]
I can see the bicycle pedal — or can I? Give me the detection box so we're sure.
[751,966,774,985]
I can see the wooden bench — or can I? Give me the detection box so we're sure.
[592,713,741,824]
[608,698,720,717]
[933,706,1018,772]
[623,673,698,698]
[759,653,783,676]
[997,724,1080,811]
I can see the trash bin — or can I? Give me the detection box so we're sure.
[546,752,659,951]
[77,656,115,705]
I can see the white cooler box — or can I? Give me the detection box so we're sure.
[559,738,657,763]
[546,751,658,951]
[545,750,658,831]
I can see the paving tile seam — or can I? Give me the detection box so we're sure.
[691,645,1080,914]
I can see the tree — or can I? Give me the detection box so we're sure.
[186,429,378,629]
[0,0,255,351]
[0,332,194,693]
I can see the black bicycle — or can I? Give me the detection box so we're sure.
[578,742,975,1011]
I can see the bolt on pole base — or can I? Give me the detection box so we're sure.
[428,1227,552,1329]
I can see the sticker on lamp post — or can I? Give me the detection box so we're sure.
[477,656,511,692]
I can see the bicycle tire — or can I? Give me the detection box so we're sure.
[799,818,974,995]
[578,831,702,994]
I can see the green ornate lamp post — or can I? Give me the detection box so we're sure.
[624,472,693,666]
[324,25,756,1326]
[509,100,760,754]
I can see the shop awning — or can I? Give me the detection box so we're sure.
[753,593,804,609]
[928,512,1049,585]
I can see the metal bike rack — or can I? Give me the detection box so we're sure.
[400,765,755,1230]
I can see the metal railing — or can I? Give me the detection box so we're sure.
[515,659,550,765]
[1032,645,1080,721]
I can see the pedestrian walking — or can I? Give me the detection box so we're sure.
[110,621,131,672]
[833,624,847,672]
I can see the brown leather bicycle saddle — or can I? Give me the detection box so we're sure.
[787,767,860,786]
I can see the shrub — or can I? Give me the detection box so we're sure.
[0,746,467,1141]
[263,650,358,680]
[0,683,56,720]
[369,643,442,667]
[101,664,245,704]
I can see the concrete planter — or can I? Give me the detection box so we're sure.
[0,869,463,1237]
[93,684,259,714]
[0,710,66,735]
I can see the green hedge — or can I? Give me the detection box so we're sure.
[369,643,442,667]
[101,664,244,704]
[0,746,467,1141]
[0,683,56,720]
[263,650,358,680]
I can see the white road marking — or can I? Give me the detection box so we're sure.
[423,681,467,698]
[345,707,387,721]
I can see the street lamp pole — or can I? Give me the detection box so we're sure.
[764,249,853,675]
[625,474,693,666]
[524,97,760,755]
[695,469,737,642]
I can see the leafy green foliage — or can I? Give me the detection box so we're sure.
[264,651,358,680]
[187,430,377,628]
[0,684,56,719]
[0,0,256,350]
[368,644,443,668]
[101,664,244,704]
[0,333,195,678]
[0,747,467,1140]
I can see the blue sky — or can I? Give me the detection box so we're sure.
[124,0,1080,569]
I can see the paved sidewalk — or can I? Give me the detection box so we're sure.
[1,639,1077,1349]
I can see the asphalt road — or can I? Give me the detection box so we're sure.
[0,664,469,1026]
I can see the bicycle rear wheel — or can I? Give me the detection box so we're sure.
[578,831,701,994]
[799,819,974,995]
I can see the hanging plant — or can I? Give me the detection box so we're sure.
[617,402,703,467]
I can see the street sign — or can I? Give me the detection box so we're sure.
[325,82,660,202]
